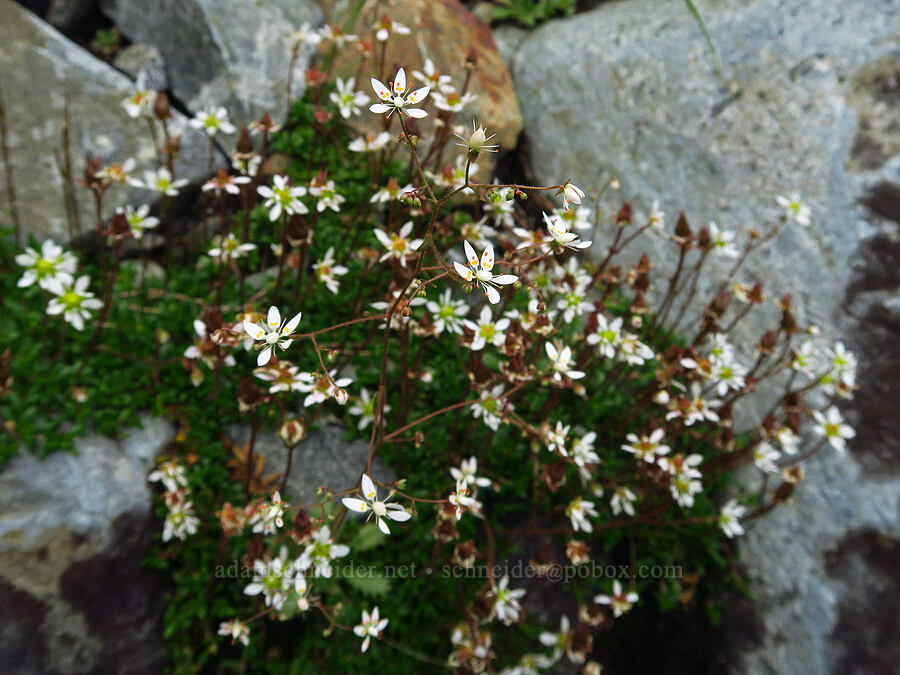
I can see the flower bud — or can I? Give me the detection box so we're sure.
[279,418,306,446]
[153,91,171,120]
[334,388,348,405]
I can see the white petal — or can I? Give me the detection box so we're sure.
[284,311,302,334]
[492,274,518,285]
[463,240,478,267]
[453,261,473,281]
[369,103,391,114]
[405,108,428,119]
[243,319,264,339]
[545,342,559,360]
[386,509,411,522]
[407,86,430,105]
[376,517,391,534]
[480,243,495,271]
[361,474,377,501]
[257,347,272,366]
[342,498,370,513]
[485,285,500,304]
[371,77,391,100]
[393,67,406,94]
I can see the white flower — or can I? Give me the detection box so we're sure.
[218,619,250,646]
[566,497,598,533]
[464,305,510,351]
[594,580,638,618]
[312,247,348,294]
[489,576,526,625]
[483,185,516,228]
[257,174,308,221]
[712,358,747,396]
[202,171,251,196]
[291,20,322,47]
[372,15,410,41]
[647,200,666,232]
[753,441,781,473]
[369,67,430,119]
[776,193,811,226]
[610,486,637,517]
[586,314,623,358]
[555,204,593,232]
[329,77,369,118]
[461,216,498,251]
[298,370,352,407]
[621,428,670,463]
[122,85,152,118]
[342,474,412,535]
[719,499,746,538]
[572,432,600,470]
[543,212,591,251]
[189,106,236,136]
[148,459,189,493]
[354,606,388,653]
[560,181,585,210]
[243,306,302,366]
[373,221,423,267]
[208,233,257,262]
[297,525,350,578]
[454,241,518,305]
[348,387,390,430]
[318,24,358,48]
[308,179,346,213]
[243,548,301,611]
[545,342,585,381]
[132,168,188,196]
[431,90,478,113]
[812,406,855,453]
[412,58,455,94]
[538,615,573,664]
[660,453,704,507]
[545,421,571,456]
[250,491,287,535]
[95,157,136,184]
[471,384,511,431]
[162,492,200,542]
[708,221,738,257]
[120,205,159,239]
[665,384,720,426]
[231,153,261,177]
[369,177,416,204]
[16,239,77,290]
[619,332,655,365]
[45,275,102,331]
[348,131,392,153]
[775,426,801,455]
[426,288,470,335]
[254,363,312,394]
[449,480,475,520]
[450,457,492,489]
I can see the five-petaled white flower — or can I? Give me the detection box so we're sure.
[449,480,475,520]
[45,275,102,331]
[471,384,511,431]
[621,429,670,463]
[208,232,257,262]
[162,492,200,542]
[489,575,526,625]
[369,67,430,118]
[354,606,389,653]
[342,473,412,534]
[250,491,287,534]
[312,247,349,294]
[464,305,510,351]
[373,15,411,41]
[243,306,302,366]
[566,497,598,533]
[308,179,346,213]
[148,459,189,493]
[348,387,390,430]
[708,221,738,258]
[543,212,591,252]
[218,619,250,646]
[594,580,638,618]
[610,486,637,517]
[16,239,77,290]
[719,499,746,538]
[330,77,370,119]
[426,288,470,335]
[451,456,492,489]
[454,241,518,305]
[257,174,308,221]
[190,107,236,136]
[120,205,160,239]
[132,168,188,196]
[297,525,350,578]
[348,131,392,153]
[373,222,422,266]
[545,342,585,381]
[776,193,811,227]
[812,406,855,453]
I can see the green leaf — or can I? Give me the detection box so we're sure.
[350,524,387,552]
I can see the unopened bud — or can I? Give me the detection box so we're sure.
[279,418,306,446]
[334,388,348,405]
[153,91,171,120]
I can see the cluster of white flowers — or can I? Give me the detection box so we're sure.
[148,460,200,542]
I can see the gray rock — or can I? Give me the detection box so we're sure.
[0,416,174,675]
[507,0,900,672]
[229,423,395,506]
[114,42,168,91]
[0,0,208,243]
[99,0,322,126]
